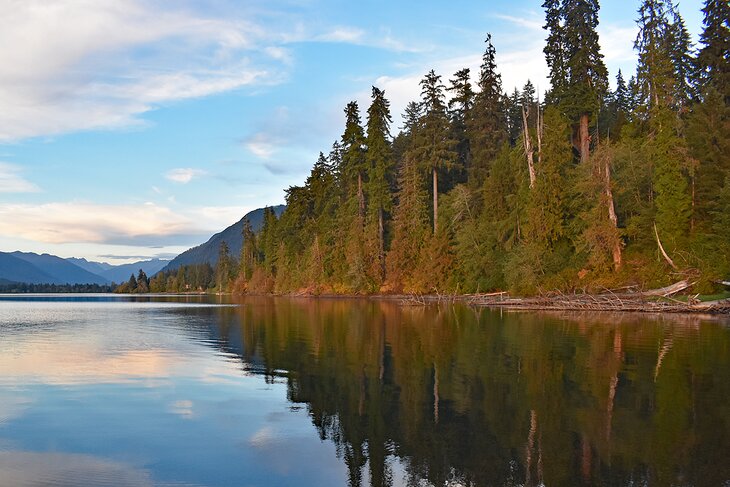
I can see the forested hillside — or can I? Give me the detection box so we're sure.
[220,0,729,295]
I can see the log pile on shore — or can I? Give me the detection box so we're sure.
[403,280,730,314]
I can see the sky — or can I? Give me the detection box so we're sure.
[0,0,706,264]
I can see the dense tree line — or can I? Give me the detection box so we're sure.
[0,283,114,293]
[153,0,727,296]
[230,0,728,295]
[115,262,222,293]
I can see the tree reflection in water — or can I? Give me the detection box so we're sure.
[207,297,730,487]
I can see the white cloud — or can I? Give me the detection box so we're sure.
[316,27,365,43]
[0,201,192,244]
[0,162,40,193]
[0,200,257,249]
[191,206,255,226]
[165,168,207,184]
[0,0,274,142]
[246,133,277,159]
[599,24,639,64]
[493,13,544,31]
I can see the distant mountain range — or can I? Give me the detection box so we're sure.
[0,205,285,286]
[161,205,285,273]
[0,251,169,285]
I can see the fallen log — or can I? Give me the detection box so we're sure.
[643,280,692,297]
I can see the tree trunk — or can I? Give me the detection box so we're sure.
[536,99,543,166]
[357,172,365,219]
[522,105,536,189]
[605,158,622,270]
[433,167,438,234]
[580,113,590,164]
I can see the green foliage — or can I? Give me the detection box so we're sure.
[467,35,507,188]
[526,106,573,248]
[696,0,730,102]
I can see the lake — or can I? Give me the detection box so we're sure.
[0,295,728,486]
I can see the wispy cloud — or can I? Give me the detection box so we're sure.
[165,168,207,184]
[245,133,277,159]
[0,1,421,142]
[0,163,40,193]
[316,27,365,43]
[493,13,544,31]
[0,1,280,142]
[0,202,192,244]
[0,201,257,246]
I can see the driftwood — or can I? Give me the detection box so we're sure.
[418,280,729,314]
[399,278,730,314]
[643,279,692,297]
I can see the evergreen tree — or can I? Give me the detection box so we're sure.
[652,108,693,250]
[562,0,608,163]
[543,0,568,104]
[447,68,474,182]
[468,34,507,187]
[341,102,368,217]
[526,106,574,249]
[240,218,257,281]
[127,273,138,292]
[696,0,730,102]
[635,0,675,111]
[506,88,523,145]
[386,152,430,291]
[413,70,456,234]
[216,241,232,292]
[666,1,697,110]
[365,86,394,281]
[136,269,149,293]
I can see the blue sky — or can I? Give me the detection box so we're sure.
[0,0,705,263]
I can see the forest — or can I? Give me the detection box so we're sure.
[154,0,729,296]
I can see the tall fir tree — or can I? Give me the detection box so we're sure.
[365,87,394,282]
[543,0,568,104]
[413,70,456,234]
[447,68,474,183]
[341,102,368,217]
[666,1,697,110]
[562,0,608,163]
[240,218,257,281]
[696,0,729,102]
[467,34,507,188]
[635,0,675,111]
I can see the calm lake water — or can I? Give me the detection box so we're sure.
[0,295,728,487]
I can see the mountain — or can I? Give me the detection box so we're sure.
[10,252,110,285]
[161,205,285,273]
[0,252,59,284]
[100,259,169,284]
[67,257,114,274]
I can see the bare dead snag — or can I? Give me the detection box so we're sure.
[522,105,536,189]
[654,223,678,271]
[605,158,622,270]
[536,93,543,167]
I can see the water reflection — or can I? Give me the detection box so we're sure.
[219,298,730,487]
[0,296,728,486]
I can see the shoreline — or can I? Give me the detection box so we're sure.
[236,289,730,315]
